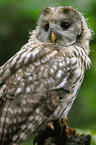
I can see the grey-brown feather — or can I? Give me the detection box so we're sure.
[0,6,91,145]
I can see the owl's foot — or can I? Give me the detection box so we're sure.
[58,118,76,137]
[48,117,68,131]
[34,119,91,145]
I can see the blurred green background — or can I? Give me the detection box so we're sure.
[0,0,96,144]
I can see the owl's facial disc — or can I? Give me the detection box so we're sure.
[37,7,83,46]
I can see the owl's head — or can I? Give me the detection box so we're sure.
[34,7,91,49]
[29,7,91,54]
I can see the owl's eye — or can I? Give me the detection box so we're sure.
[60,21,70,30]
[44,23,49,31]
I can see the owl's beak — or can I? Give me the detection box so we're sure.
[51,32,57,43]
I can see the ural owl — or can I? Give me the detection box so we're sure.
[0,6,91,145]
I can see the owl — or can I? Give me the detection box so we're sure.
[0,6,91,145]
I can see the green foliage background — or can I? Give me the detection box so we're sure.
[0,0,96,144]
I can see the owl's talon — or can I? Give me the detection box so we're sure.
[49,123,54,130]
[61,116,68,123]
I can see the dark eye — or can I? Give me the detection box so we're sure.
[60,21,70,30]
[44,23,49,31]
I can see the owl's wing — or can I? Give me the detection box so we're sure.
[0,88,59,145]
[0,43,59,101]
[0,43,59,86]
[0,43,72,145]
